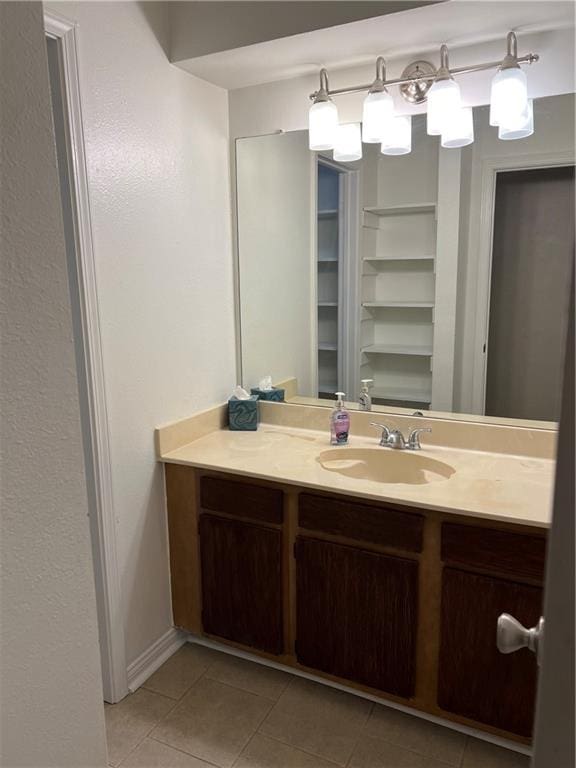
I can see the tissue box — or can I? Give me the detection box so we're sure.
[228,395,259,431]
[250,387,285,402]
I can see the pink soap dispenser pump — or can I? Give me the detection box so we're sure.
[330,392,350,446]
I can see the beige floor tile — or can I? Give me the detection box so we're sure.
[350,736,455,768]
[150,676,274,768]
[120,737,214,767]
[234,733,337,768]
[259,678,372,767]
[105,689,175,766]
[364,706,466,767]
[142,643,223,700]
[205,654,290,700]
[462,739,530,768]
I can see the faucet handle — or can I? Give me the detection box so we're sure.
[369,422,391,446]
[408,427,432,450]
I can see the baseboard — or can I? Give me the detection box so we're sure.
[127,627,186,692]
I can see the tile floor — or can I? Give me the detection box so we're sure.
[105,644,530,768]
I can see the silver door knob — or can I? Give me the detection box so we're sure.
[497,613,544,666]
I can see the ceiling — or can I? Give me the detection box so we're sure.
[172,0,575,90]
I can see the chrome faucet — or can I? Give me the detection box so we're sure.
[370,422,432,450]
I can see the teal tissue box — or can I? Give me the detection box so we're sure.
[228,395,259,431]
[250,387,285,402]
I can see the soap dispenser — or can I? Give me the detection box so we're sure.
[330,392,350,445]
[359,379,373,411]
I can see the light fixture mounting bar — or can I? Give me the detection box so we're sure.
[309,53,539,101]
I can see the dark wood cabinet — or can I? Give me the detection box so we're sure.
[295,536,418,698]
[438,567,542,737]
[167,466,548,742]
[199,513,283,655]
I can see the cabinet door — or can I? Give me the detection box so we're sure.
[199,514,283,655]
[296,537,418,698]
[438,568,542,737]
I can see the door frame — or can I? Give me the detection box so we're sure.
[471,150,575,414]
[44,10,128,703]
[315,156,360,399]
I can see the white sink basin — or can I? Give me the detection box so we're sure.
[317,448,455,485]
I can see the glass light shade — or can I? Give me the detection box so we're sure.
[426,77,461,136]
[490,66,528,128]
[441,106,474,148]
[499,99,534,140]
[333,122,362,162]
[362,89,394,143]
[308,99,339,151]
[381,115,412,155]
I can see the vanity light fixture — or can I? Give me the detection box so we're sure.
[308,32,539,155]
[308,69,339,151]
[441,106,474,148]
[490,32,529,130]
[362,57,395,143]
[427,45,462,136]
[334,122,363,162]
[381,115,412,155]
[499,98,534,140]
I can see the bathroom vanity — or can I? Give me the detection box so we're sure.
[157,403,552,745]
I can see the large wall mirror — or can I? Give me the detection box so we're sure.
[236,94,575,426]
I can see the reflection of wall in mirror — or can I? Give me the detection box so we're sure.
[236,131,315,393]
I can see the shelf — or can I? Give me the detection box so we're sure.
[318,256,338,263]
[372,387,431,404]
[361,344,433,356]
[363,255,435,263]
[362,301,434,309]
[318,342,338,352]
[364,203,436,217]
[318,301,338,307]
[318,209,338,218]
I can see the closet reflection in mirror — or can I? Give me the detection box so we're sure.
[236,94,575,424]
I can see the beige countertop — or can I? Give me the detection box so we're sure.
[160,423,554,529]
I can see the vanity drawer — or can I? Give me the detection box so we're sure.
[298,493,423,553]
[441,523,546,581]
[200,475,283,525]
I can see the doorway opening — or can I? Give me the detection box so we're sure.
[315,158,359,400]
[485,165,575,421]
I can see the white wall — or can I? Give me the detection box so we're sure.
[47,1,236,667]
[236,132,314,394]
[0,3,108,765]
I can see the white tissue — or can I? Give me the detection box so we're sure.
[232,385,251,400]
[258,375,273,392]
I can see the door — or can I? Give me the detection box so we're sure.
[199,514,283,655]
[438,568,542,736]
[530,275,574,766]
[485,165,575,421]
[295,536,418,697]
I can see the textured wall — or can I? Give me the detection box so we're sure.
[46,1,236,666]
[0,3,108,766]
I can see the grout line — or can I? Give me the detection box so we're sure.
[256,674,300,735]
[110,687,184,767]
[254,731,345,767]
[460,735,470,768]
[348,728,463,768]
[344,702,375,768]
[147,735,223,768]
[231,729,260,768]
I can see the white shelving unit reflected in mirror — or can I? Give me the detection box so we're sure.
[359,120,438,408]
